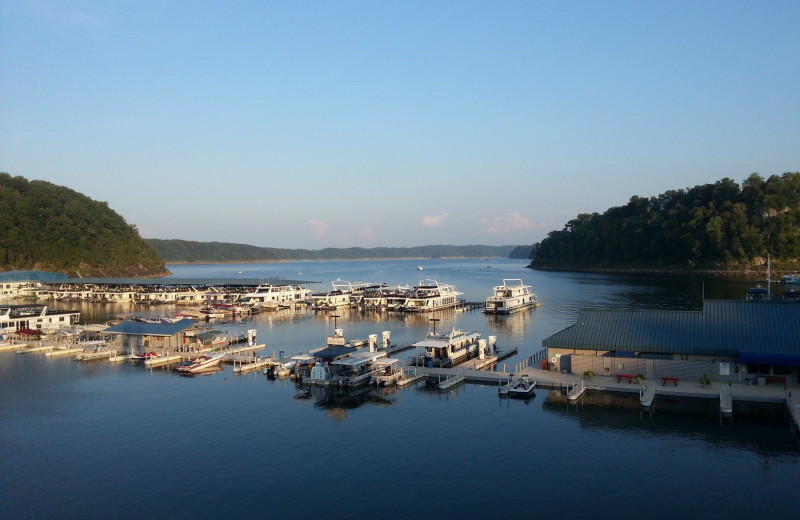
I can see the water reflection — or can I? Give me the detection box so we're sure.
[542,390,797,455]
[294,384,397,417]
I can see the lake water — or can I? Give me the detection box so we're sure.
[2,259,798,520]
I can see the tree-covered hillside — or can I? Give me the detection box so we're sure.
[0,173,169,277]
[147,239,518,263]
[530,172,800,272]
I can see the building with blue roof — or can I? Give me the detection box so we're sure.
[542,300,799,385]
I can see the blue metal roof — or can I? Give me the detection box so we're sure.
[542,300,800,364]
[104,319,195,336]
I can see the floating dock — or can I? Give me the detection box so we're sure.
[46,347,83,357]
[719,386,733,414]
[144,355,183,367]
[75,350,116,361]
[232,358,272,374]
[0,342,26,352]
[438,375,465,391]
[109,353,132,363]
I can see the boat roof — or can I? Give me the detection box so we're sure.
[331,351,388,366]
[413,329,481,347]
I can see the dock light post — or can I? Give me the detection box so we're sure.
[331,314,341,332]
[429,318,440,334]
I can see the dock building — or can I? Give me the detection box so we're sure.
[542,300,799,386]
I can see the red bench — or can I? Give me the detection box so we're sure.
[661,377,679,386]
[616,374,634,383]
[765,376,786,385]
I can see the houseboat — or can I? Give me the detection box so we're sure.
[411,328,482,368]
[0,304,81,334]
[484,279,540,314]
[370,358,404,387]
[243,283,311,310]
[361,284,411,310]
[311,281,379,310]
[398,279,462,313]
[329,351,390,387]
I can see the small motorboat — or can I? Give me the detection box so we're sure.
[132,351,160,361]
[498,375,536,398]
[176,353,224,374]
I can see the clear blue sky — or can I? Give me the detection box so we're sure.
[2,1,798,249]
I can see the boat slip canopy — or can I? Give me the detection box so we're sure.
[331,351,388,367]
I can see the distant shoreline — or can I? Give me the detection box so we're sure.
[165,256,512,265]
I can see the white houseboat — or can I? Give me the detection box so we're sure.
[243,283,311,310]
[311,281,379,310]
[411,328,483,368]
[484,279,540,314]
[398,279,462,313]
[0,304,81,334]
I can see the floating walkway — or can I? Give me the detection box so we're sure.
[0,342,26,352]
[719,386,733,415]
[144,355,183,367]
[438,375,465,391]
[46,347,83,357]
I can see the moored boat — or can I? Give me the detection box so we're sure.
[132,351,160,361]
[175,353,224,373]
[498,375,536,398]
[484,279,540,314]
[411,328,482,368]
[398,279,462,313]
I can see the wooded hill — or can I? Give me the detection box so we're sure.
[147,239,517,263]
[0,173,169,277]
[529,172,800,273]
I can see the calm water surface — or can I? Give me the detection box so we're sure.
[2,260,798,520]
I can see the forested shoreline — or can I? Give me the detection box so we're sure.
[0,173,169,277]
[147,240,518,263]
[529,173,800,274]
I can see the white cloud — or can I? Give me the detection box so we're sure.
[419,212,449,228]
[483,211,534,234]
[308,219,329,240]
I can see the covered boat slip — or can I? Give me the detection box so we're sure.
[103,319,198,353]
[331,351,393,386]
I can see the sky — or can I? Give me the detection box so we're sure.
[2,1,799,249]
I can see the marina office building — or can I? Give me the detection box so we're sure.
[543,300,799,386]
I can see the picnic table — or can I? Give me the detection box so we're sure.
[661,376,679,386]
[616,374,634,383]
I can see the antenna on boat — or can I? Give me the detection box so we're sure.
[331,314,340,332]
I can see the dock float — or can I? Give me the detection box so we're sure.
[144,355,183,367]
[109,353,132,363]
[568,380,588,401]
[46,347,83,357]
[75,350,116,361]
[0,342,26,352]
[397,372,426,388]
[495,347,518,363]
[438,375,465,391]
[224,343,266,355]
[17,344,56,354]
[232,358,272,374]
[719,386,733,415]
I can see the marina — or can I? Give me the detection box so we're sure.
[1,259,799,520]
